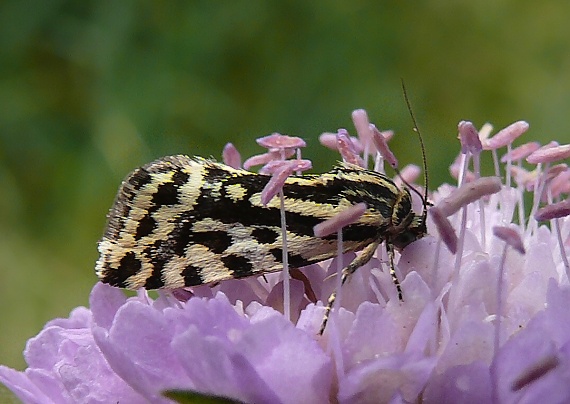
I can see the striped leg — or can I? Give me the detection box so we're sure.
[319,240,380,335]
[386,243,404,301]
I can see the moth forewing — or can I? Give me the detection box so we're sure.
[96,157,424,301]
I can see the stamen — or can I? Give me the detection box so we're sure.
[535,198,570,221]
[319,132,363,153]
[251,136,308,324]
[526,140,559,162]
[449,153,476,183]
[256,133,307,150]
[524,142,562,226]
[371,124,398,168]
[313,203,367,238]
[316,203,374,336]
[243,149,296,169]
[430,207,458,253]
[259,159,312,175]
[550,170,570,198]
[509,166,537,191]
[542,197,570,281]
[458,120,486,243]
[351,109,374,155]
[545,163,569,181]
[501,141,540,163]
[279,188,291,322]
[222,143,242,169]
[526,144,570,164]
[378,129,394,142]
[478,122,494,143]
[336,129,365,167]
[260,160,312,205]
[437,177,502,217]
[483,120,529,150]
[492,226,526,254]
[458,120,483,154]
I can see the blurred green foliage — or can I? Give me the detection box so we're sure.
[1,0,569,369]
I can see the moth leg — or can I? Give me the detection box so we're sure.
[319,240,380,335]
[386,243,404,301]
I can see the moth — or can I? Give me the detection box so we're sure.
[95,155,427,297]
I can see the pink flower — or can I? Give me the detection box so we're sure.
[2,112,570,403]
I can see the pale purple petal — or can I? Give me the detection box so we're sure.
[0,285,146,403]
[342,302,403,363]
[170,324,280,403]
[492,300,570,402]
[171,301,332,403]
[424,362,492,403]
[90,281,127,329]
[338,352,437,403]
[265,278,307,322]
[92,302,192,401]
[0,366,56,404]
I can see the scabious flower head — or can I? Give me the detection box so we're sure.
[2,112,570,404]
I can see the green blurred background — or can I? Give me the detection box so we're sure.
[1,1,569,369]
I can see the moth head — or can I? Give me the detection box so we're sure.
[391,214,427,250]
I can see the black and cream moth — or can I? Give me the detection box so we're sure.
[96,155,426,290]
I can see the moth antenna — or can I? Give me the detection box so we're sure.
[401,79,429,216]
[393,166,423,202]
